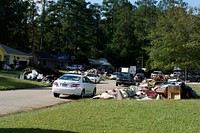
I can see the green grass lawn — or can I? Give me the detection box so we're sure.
[0,98,200,133]
[0,69,23,75]
[0,75,51,90]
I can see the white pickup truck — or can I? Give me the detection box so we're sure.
[66,64,85,71]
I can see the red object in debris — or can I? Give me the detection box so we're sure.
[141,90,157,98]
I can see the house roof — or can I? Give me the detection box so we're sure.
[98,58,111,66]
[57,54,71,62]
[34,51,57,60]
[89,58,111,66]
[0,43,31,57]
[88,59,101,65]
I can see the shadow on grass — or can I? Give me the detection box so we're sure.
[0,128,78,133]
[59,95,94,100]
[59,95,80,100]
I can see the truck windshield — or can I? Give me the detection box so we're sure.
[118,72,130,78]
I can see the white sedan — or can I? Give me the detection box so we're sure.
[85,73,101,83]
[52,74,96,98]
[109,72,118,80]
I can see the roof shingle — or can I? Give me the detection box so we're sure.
[0,43,31,56]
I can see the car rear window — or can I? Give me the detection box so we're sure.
[59,75,80,81]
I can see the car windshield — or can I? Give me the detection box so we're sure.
[59,75,81,81]
[118,72,130,77]
[153,71,162,74]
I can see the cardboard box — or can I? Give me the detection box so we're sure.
[156,87,168,98]
[168,85,181,99]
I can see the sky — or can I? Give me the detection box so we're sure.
[85,0,200,8]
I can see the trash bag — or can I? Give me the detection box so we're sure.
[180,82,200,99]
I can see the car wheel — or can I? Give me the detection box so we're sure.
[116,82,118,86]
[53,93,60,98]
[92,88,96,96]
[80,89,85,99]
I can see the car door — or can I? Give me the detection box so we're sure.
[82,76,94,95]
[95,74,100,83]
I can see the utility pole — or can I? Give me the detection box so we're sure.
[40,0,46,51]
[31,0,35,51]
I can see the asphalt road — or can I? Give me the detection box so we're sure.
[0,80,117,116]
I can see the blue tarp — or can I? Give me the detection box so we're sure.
[158,82,200,99]
[180,82,200,99]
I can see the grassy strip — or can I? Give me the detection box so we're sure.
[0,98,200,133]
[0,70,22,75]
[0,75,51,90]
[187,84,200,94]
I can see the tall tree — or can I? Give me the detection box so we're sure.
[147,7,200,71]
[133,0,159,67]
[107,1,137,67]
[0,0,30,49]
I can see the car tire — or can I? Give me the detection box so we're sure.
[92,88,96,96]
[80,89,85,99]
[116,82,118,86]
[53,93,60,98]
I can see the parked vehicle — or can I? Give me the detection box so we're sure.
[52,74,96,98]
[178,73,200,82]
[170,71,182,77]
[66,64,85,71]
[151,71,164,79]
[116,72,135,86]
[85,73,101,83]
[66,70,82,75]
[134,73,145,82]
[109,72,118,80]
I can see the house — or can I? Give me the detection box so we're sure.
[88,58,112,72]
[0,43,32,68]
[32,51,58,70]
[57,53,71,69]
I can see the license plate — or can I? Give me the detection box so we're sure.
[62,83,68,87]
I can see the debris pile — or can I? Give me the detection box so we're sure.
[94,79,200,100]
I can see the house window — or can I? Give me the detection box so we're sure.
[4,55,9,64]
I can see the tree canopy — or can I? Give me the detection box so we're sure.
[0,0,200,71]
